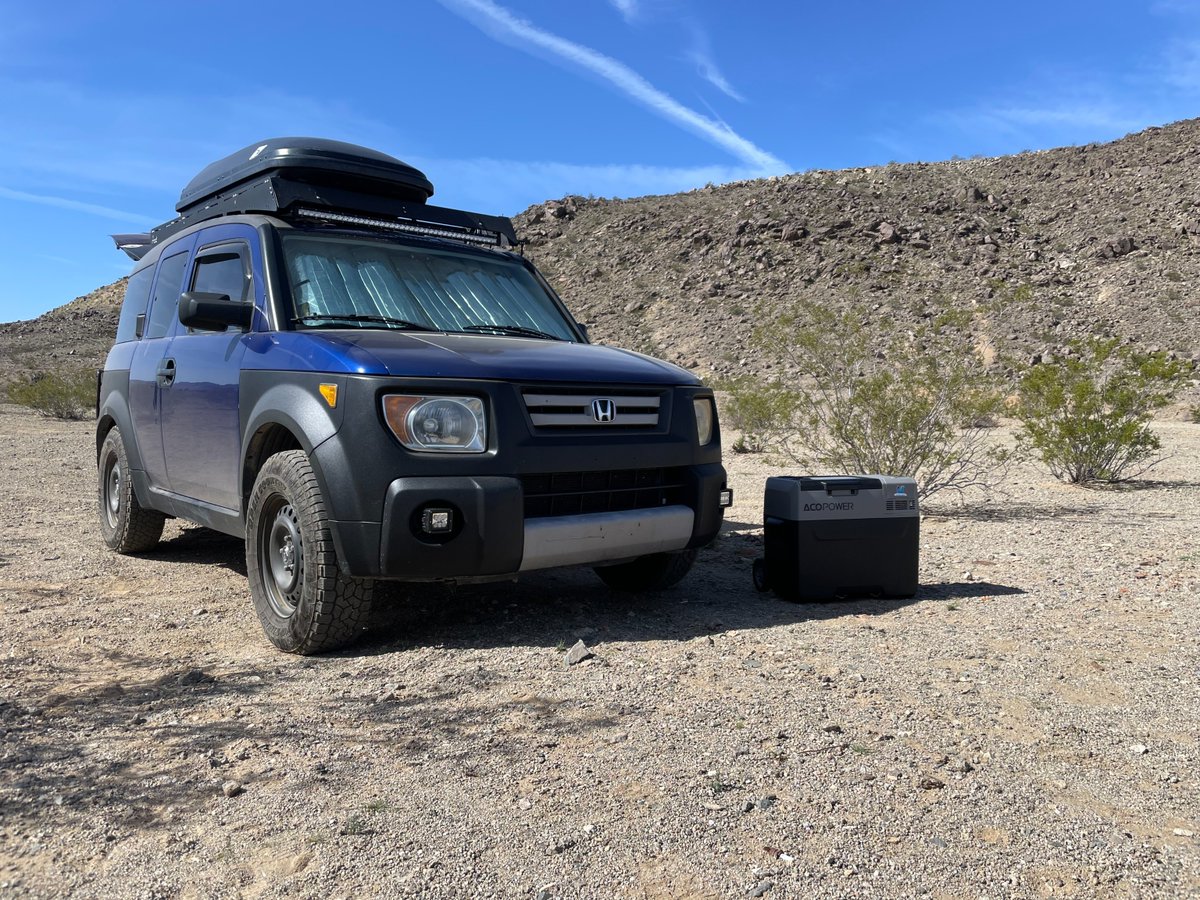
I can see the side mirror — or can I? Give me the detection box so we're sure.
[178,292,254,332]
[575,321,590,342]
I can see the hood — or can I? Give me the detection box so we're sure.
[254,330,700,385]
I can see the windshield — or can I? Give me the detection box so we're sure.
[282,234,578,340]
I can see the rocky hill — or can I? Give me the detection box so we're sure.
[516,119,1200,392]
[4,119,1199,404]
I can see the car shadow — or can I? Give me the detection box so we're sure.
[139,526,247,576]
[354,563,1011,657]
[128,528,1024,656]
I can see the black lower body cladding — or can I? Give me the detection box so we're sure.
[379,476,524,578]
[329,464,725,580]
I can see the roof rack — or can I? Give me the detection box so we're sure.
[113,138,518,259]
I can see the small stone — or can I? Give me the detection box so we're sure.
[822,724,844,734]
[564,640,594,666]
[757,795,777,810]
[1131,743,1149,755]
[1173,828,1194,837]
[518,798,532,810]
[918,776,945,790]
[552,838,576,854]
[178,669,213,686]
[221,781,244,798]
[750,880,774,897]
[742,800,756,813]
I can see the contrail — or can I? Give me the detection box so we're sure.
[438,0,788,173]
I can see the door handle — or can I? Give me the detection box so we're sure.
[156,358,176,387]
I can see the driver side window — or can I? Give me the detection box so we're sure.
[191,245,251,300]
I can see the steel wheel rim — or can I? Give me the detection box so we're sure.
[260,497,303,618]
[103,454,121,528]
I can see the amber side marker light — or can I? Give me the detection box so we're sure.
[319,384,338,408]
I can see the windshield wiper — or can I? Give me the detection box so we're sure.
[461,323,565,341]
[293,314,436,331]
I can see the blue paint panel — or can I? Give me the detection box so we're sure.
[240,330,697,384]
[127,233,198,490]
[160,223,260,509]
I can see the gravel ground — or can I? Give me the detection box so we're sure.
[0,402,1197,899]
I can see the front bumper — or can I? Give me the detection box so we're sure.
[331,465,726,580]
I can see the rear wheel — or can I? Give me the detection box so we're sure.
[98,428,165,552]
[594,549,697,592]
[246,450,373,654]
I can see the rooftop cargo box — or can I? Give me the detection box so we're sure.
[117,138,517,258]
[176,137,435,213]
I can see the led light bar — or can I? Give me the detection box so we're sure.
[295,207,502,247]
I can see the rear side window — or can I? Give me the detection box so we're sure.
[191,245,250,300]
[114,267,154,343]
[145,251,189,340]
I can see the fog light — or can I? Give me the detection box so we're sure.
[718,489,734,508]
[421,508,454,533]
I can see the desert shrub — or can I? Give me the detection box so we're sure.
[715,376,798,453]
[6,369,95,420]
[1015,338,1187,484]
[733,301,1009,501]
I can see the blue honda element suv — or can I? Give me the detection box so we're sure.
[96,138,730,653]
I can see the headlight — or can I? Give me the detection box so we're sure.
[382,395,487,452]
[693,397,715,445]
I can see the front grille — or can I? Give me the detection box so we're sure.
[521,467,687,518]
[886,499,916,511]
[523,391,662,428]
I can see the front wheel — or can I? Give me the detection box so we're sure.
[98,427,165,553]
[245,450,373,654]
[594,549,697,592]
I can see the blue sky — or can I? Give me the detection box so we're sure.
[2,0,1199,321]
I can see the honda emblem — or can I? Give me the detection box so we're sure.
[591,398,616,422]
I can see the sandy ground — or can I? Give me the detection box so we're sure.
[0,403,1197,899]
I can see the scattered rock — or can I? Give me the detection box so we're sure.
[564,640,594,666]
[221,781,244,798]
[750,880,774,897]
[1099,235,1136,258]
[178,668,214,686]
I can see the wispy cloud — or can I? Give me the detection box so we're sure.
[607,0,639,23]
[0,185,157,225]
[437,0,787,172]
[686,24,744,103]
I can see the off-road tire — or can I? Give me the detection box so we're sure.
[594,549,698,592]
[246,450,373,654]
[98,428,165,553]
